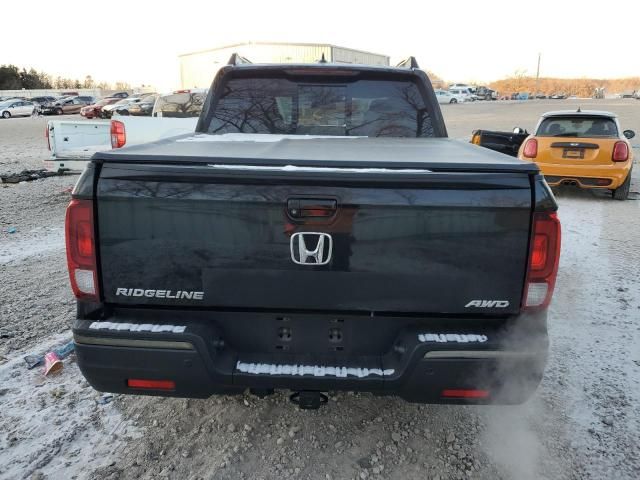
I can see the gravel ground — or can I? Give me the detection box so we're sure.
[0,101,638,480]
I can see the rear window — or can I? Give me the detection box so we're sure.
[537,116,618,138]
[153,92,206,118]
[205,77,434,137]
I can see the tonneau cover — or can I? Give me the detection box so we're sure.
[93,135,539,173]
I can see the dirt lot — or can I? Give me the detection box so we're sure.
[1,100,639,480]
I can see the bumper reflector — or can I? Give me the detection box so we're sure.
[442,389,489,399]
[127,379,176,391]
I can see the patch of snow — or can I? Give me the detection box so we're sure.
[236,361,394,378]
[0,333,139,479]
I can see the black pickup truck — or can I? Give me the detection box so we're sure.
[67,58,561,409]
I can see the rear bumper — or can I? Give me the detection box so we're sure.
[73,309,548,405]
[538,162,631,189]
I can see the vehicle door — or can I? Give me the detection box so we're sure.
[9,102,24,116]
[21,101,35,115]
[68,99,83,114]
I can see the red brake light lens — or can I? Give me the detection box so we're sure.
[523,212,561,310]
[523,138,538,158]
[65,199,99,301]
[530,235,548,271]
[442,389,489,399]
[110,120,126,148]
[612,141,629,162]
[127,379,176,391]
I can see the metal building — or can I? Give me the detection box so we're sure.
[178,42,390,89]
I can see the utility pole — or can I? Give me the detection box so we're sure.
[535,52,541,95]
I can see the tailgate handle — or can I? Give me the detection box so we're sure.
[287,198,337,218]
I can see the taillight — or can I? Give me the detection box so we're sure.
[65,199,99,301]
[471,132,481,145]
[522,138,538,158]
[110,120,126,148]
[612,141,629,162]
[45,125,50,150]
[523,212,561,310]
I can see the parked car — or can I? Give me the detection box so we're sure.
[80,98,120,119]
[474,86,497,101]
[126,94,158,116]
[42,96,96,115]
[68,59,560,408]
[109,91,129,99]
[152,89,207,117]
[0,99,36,118]
[519,110,635,200]
[448,88,474,103]
[434,89,458,104]
[550,93,567,100]
[101,98,142,118]
[475,110,635,200]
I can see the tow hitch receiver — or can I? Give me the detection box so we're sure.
[290,391,328,410]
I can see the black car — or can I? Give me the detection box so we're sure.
[124,94,158,116]
[110,91,129,99]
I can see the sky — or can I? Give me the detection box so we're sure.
[2,0,639,92]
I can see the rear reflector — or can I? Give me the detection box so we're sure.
[127,379,176,391]
[65,199,99,301]
[612,141,629,162]
[523,212,561,310]
[522,138,538,158]
[110,120,126,148]
[442,389,489,399]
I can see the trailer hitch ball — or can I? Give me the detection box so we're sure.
[290,391,328,410]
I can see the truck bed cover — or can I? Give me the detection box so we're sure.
[93,135,539,173]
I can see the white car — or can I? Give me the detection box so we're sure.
[0,100,36,118]
[434,89,458,104]
[448,88,475,103]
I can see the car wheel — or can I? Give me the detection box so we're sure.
[612,171,631,200]
[120,110,129,116]
[56,108,63,115]
[450,98,457,104]
[1,111,10,119]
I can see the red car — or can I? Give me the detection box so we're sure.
[80,98,120,119]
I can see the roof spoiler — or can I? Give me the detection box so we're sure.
[396,57,419,69]
[227,53,252,66]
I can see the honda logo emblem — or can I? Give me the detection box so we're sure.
[290,232,333,265]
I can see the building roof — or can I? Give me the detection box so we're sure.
[178,41,389,60]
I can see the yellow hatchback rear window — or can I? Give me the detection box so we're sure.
[537,116,618,138]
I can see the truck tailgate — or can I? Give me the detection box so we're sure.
[96,162,532,315]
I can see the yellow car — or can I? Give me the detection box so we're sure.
[518,110,635,200]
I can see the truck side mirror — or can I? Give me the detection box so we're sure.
[623,130,635,140]
[513,127,525,135]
